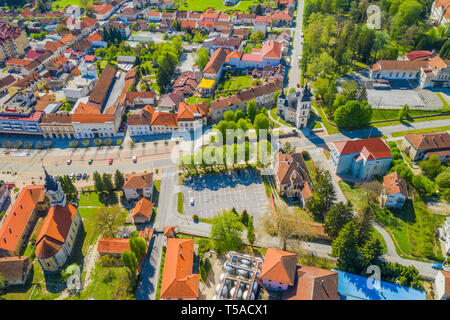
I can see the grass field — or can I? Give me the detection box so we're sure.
[338,180,443,261]
[391,125,450,137]
[52,0,92,11]
[177,192,184,214]
[177,0,261,12]
[314,104,340,134]
[270,107,294,127]
[220,75,254,92]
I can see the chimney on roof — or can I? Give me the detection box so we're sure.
[179,251,184,259]
[13,211,16,216]
[8,227,12,233]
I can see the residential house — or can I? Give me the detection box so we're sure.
[148,11,162,22]
[126,91,155,107]
[93,3,116,20]
[87,64,116,111]
[232,28,251,40]
[435,270,450,300]
[0,181,10,211]
[281,265,340,300]
[160,238,199,300]
[274,149,313,207]
[132,198,153,224]
[329,138,393,180]
[335,270,426,300]
[123,172,154,201]
[254,15,268,34]
[203,37,242,52]
[402,131,450,162]
[382,172,408,209]
[442,217,450,255]
[259,248,297,291]
[231,12,256,25]
[176,102,208,131]
[97,238,130,257]
[0,186,46,257]
[0,110,44,136]
[158,91,183,110]
[0,256,32,286]
[0,75,17,94]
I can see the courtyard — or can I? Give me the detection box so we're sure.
[181,168,270,219]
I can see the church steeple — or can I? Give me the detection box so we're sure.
[43,167,66,207]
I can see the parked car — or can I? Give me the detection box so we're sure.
[88,159,93,165]
[70,173,75,179]
[132,155,137,163]
[109,158,113,165]
[82,173,87,180]
[431,263,443,270]
[76,173,82,180]
[190,197,194,206]
[67,159,72,165]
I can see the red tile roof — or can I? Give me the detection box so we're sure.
[203,48,229,75]
[405,51,433,61]
[384,172,408,197]
[404,132,450,151]
[160,238,199,299]
[35,203,78,259]
[123,172,154,189]
[260,248,297,285]
[332,138,392,160]
[97,238,130,254]
[150,111,178,127]
[282,265,340,300]
[0,186,45,254]
[133,198,153,219]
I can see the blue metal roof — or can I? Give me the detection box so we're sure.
[334,270,426,300]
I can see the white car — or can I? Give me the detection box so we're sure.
[69,173,75,179]
[190,197,194,206]
[67,159,72,165]
[132,155,137,163]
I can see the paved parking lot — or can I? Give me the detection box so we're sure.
[182,169,270,219]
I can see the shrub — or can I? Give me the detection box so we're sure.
[302,150,311,160]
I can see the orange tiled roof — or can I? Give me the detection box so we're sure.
[282,265,339,300]
[44,41,64,52]
[332,138,392,160]
[97,238,130,254]
[0,186,45,254]
[88,32,102,42]
[150,111,178,127]
[203,48,229,75]
[160,238,199,299]
[404,131,450,151]
[35,203,78,259]
[177,102,206,121]
[260,248,297,285]
[123,172,154,189]
[74,102,101,115]
[60,33,74,44]
[133,198,153,219]
[384,172,408,197]
[72,113,114,123]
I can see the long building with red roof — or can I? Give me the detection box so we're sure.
[0,186,46,257]
[330,138,392,180]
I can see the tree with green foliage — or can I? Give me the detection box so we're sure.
[93,171,103,192]
[334,100,372,128]
[196,47,210,70]
[114,169,125,190]
[306,167,337,221]
[240,209,249,227]
[233,110,245,123]
[121,250,138,275]
[102,173,114,193]
[419,155,442,179]
[398,104,410,121]
[210,210,244,255]
[246,99,258,123]
[356,205,374,246]
[331,221,360,274]
[253,113,269,132]
[273,90,281,104]
[224,110,235,121]
[0,272,4,293]
[129,236,147,261]
[247,215,256,247]
[58,175,78,202]
[324,201,354,240]
[436,171,450,189]
[359,237,384,268]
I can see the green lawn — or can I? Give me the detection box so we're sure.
[177,192,184,214]
[220,75,254,91]
[371,108,447,122]
[51,0,92,10]
[154,180,161,193]
[155,246,167,300]
[178,0,261,12]
[68,263,133,300]
[435,92,450,108]
[185,96,212,105]
[314,104,340,134]
[391,125,450,137]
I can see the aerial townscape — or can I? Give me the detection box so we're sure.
[0,0,449,305]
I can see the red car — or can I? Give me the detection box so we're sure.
[109,158,113,165]
[297,83,300,88]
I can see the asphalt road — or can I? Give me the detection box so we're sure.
[287,0,305,89]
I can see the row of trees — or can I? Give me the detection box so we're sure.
[93,170,124,193]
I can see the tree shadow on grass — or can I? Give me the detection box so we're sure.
[389,199,416,224]
[98,192,118,206]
